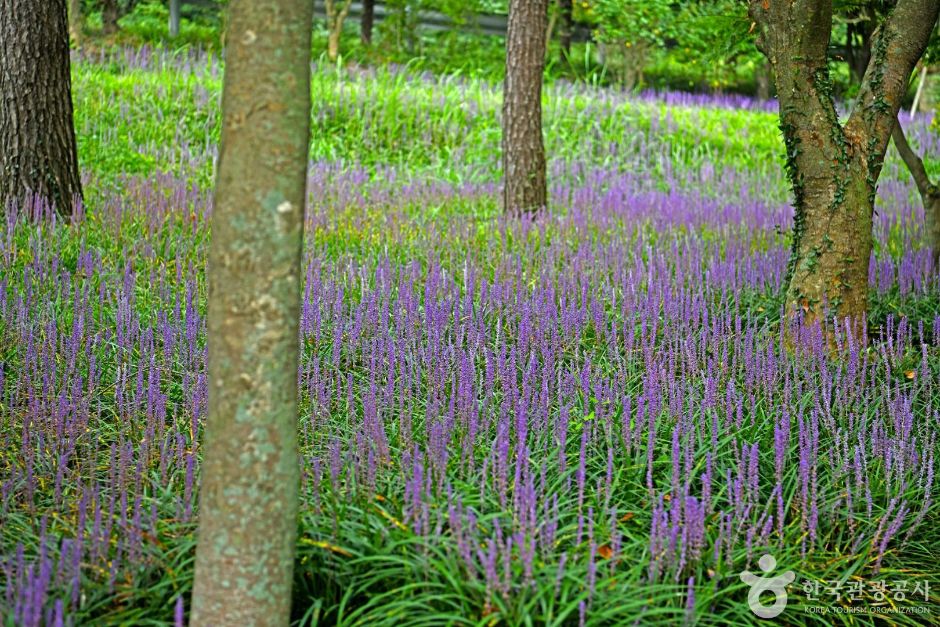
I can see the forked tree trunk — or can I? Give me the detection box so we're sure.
[503,0,548,215]
[325,0,353,61]
[327,29,340,60]
[190,0,315,623]
[748,0,938,333]
[892,121,940,266]
[0,0,83,217]
[361,0,375,44]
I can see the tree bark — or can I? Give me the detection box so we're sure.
[0,0,83,217]
[361,0,374,44]
[169,0,181,37]
[101,0,119,34]
[325,0,353,61]
[892,120,940,266]
[502,0,548,215]
[190,0,315,624]
[748,0,939,332]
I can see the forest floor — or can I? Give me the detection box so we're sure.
[1,48,939,625]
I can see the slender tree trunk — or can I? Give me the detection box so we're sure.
[892,121,940,266]
[68,0,81,45]
[845,9,874,85]
[0,0,83,217]
[169,0,181,37]
[755,60,771,100]
[325,0,353,61]
[327,29,340,61]
[545,4,558,55]
[102,0,119,34]
[748,0,938,333]
[361,0,375,44]
[558,0,572,60]
[502,0,548,215]
[190,0,315,623]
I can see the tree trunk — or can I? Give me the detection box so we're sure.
[502,0,548,215]
[68,0,81,45]
[101,0,119,35]
[361,0,374,44]
[325,0,352,61]
[892,121,940,266]
[748,0,939,333]
[327,28,340,61]
[0,0,83,217]
[558,0,572,60]
[169,0,181,37]
[927,195,940,268]
[755,60,771,100]
[190,0,315,623]
[845,9,875,85]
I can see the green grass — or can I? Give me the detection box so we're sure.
[72,53,786,192]
[1,42,938,627]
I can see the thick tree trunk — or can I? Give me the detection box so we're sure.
[502,0,548,215]
[169,0,181,37]
[558,0,573,59]
[749,0,939,332]
[101,0,119,34]
[0,0,83,217]
[190,0,315,624]
[68,0,81,45]
[361,0,374,44]
[892,121,940,266]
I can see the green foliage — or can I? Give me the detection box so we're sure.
[71,56,786,190]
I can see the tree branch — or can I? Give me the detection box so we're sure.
[845,0,939,173]
[892,119,934,199]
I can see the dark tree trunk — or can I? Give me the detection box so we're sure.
[502,0,548,215]
[361,0,374,44]
[748,0,938,333]
[892,121,940,266]
[558,0,573,59]
[169,0,181,37]
[190,0,315,623]
[845,9,875,84]
[0,0,83,217]
[101,0,118,34]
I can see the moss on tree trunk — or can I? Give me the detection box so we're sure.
[190,0,316,624]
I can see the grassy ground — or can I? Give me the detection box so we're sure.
[1,48,939,626]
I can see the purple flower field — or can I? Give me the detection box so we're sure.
[1,49,939,625]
